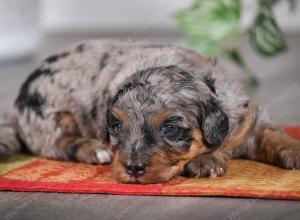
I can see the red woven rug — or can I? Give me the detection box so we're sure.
[1,127,300,200]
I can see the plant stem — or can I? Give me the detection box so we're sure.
[226,49,259,87]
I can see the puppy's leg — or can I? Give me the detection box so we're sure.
[248,126,300,169]
[40,112,112,164]
[53,136,112,164]
[184,151,227,178]
[0,111,21,160]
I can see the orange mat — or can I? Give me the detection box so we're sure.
[0,127,300,200]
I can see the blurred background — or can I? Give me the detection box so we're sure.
[0,0,299,124]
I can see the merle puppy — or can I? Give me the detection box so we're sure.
[1,39,300,184]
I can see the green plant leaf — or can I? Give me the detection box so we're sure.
[288,0,296,10]
[174,0,241,57]
[249,5,287,56]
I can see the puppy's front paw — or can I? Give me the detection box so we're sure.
[183,153,227,178]
[75,139,113,164]
[275,145,300,169]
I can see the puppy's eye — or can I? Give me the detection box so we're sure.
[111,122,122,135]
[161,124,177,136]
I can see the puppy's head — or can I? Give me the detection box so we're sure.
[107,66,229,184]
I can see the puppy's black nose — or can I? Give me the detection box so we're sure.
[125,164,145,177]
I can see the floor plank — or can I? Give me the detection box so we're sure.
[0,192,300,220]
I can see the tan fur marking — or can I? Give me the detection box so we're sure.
[220,104,258,157]
[176,129,210,172]
[113,108,130,124]
[150,109,172,126]
[56,112,80,135]
[112,151,129,182]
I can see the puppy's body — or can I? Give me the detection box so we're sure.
[1,39,299,183]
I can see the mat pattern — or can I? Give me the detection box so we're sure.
[0,127,300,200]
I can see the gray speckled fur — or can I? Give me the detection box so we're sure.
[0,39,270,162]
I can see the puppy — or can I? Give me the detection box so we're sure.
[0,39,299,184]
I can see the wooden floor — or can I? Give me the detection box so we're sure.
[0,32,300,220]
[1,192,300,220]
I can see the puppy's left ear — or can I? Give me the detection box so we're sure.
[98,96,114,144]
[199,99,229,148]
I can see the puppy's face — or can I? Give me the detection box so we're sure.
[106,66,229,184]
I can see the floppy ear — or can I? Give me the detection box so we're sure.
[199,99,229,148]
[97,95,114,143]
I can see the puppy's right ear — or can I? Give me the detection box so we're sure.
[199,99,229,149]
